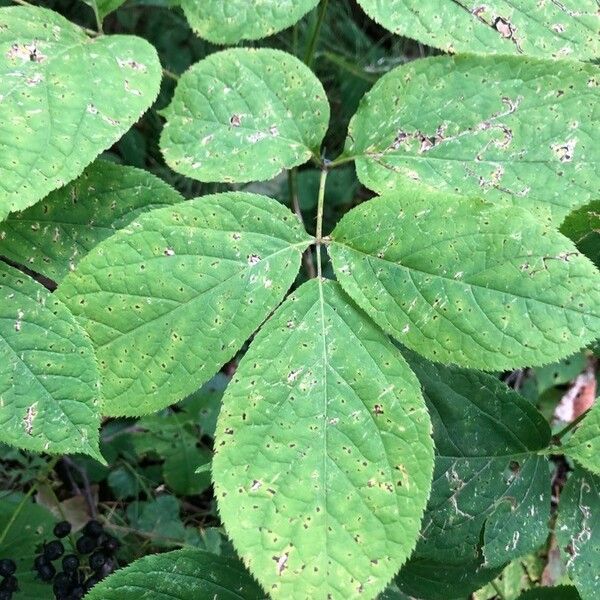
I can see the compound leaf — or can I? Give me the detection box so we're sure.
[330,191,600,370]
[0,6,161,220]
[57,192,311,416]
[160,48,329,184]
[561,201,600,268]
[355,0,600,61]
[556,468,600,600]
[84,548,264,599]
[180,0,320,45]
[0,161,183,283]
[213,279,434,599]
[346,55,600,224]
[563,402,600,475]
[0,263,102,460]
[403,353,551,569]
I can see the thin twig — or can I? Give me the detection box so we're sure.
[62,457,97,518]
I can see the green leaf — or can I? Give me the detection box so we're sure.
[556,468,600,600]
[0,160,182,283]
[213,279,434,599]
[516,586,582,600]
[0,263,102,460]
[561,201,600,268]
[180,0,320,45]
[126,495,186,542]
[563,402,600,475]
[181,372,229,438]
[329,191,600,370]
[403,353,551,568]
[345,55,600,224]
[397,556,503,600]
[355,1,600,61]
[84,0,127,21]
[56,192,311,416]
[160,48,330,184]
[84,547,265,599]
[0,6,161,220]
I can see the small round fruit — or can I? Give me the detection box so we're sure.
[53,521,72,539]
[0,560,16,577]
[82,520,103,538]
[75,535,96,555]
[62,554,79,573]
[43,540,64,561]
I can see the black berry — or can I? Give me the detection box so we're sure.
[82,520,103,538]
[44,540,65,561]
[0,560,16,577]
[0,576,17,592]
[102,535,120,554]
[33,554,48,569]
[53,521,72,539]
[36,562,56,582]
[75,535,96,554]
[62,554,79,572]
[0,591,12,600]
[88,551,105,572]
[71,585,85,599]
[83,575,100,592]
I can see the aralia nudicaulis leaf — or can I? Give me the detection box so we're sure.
[355,0,600,61]
[0,160,183,283]
[329,190,600,370]
[344,54,600,224]
[395,354,552,599]
[0,6,162,220]
[179,0,320,45]
[563,402,600,475]
[160,48,330,184]
[213,279,434,599]
[0,262,103,461]
[57,192,312,416]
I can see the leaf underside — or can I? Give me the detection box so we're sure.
[0,262,102,460]
[0,160,183,283]
[330,191,600,370]
[356,0,600,61]
[213,278,434,599]
[160,48,330,184]
[0,6,161,220]
[56,192,311,416]
[346,55,600,224]
[180,0,320,44]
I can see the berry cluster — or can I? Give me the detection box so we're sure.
[0,558,18,600]
[33,519,119,600]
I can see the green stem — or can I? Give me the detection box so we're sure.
[288,170,316,279]
[327,154,356,169]
[315,168,328,279]
[303,0,329,68]
[554,409,590,442]
[162,68,179,82]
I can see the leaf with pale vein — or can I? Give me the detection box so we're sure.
[0,6,161,220]
[356,0,600,61]
[330,191,600,370]
[0,263,102,460]
[213,279,434,599]
[346,55,600,224]
[180,0,320,44]
[556,468,600,600]
[402,352,551,568]
[84,548,265,599]
[0,161,182,283]
[57,192,311,416]
[160,48,329,184]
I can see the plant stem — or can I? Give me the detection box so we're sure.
[554,409,590,442]
[288,170,317,279]
[303,0,329,68]
[162,68,179,82]
[315,167,328,279]
[327,154,356,169]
